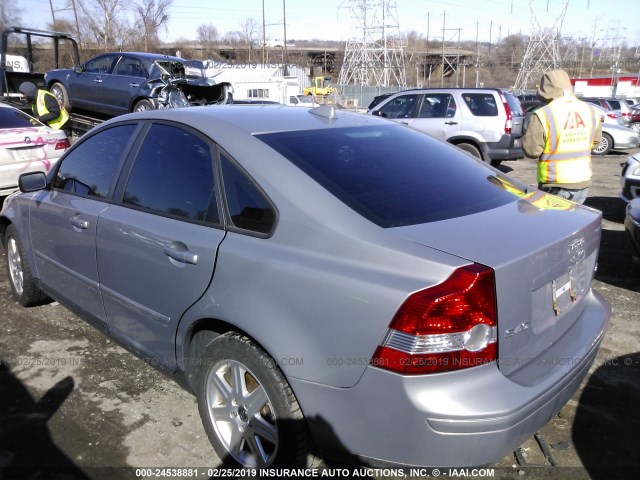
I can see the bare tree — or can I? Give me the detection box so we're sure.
[0,0,22,33]
[197,23,219,57]
[77,0,129,51]
[133,0,172,52]
[240,17,260,62]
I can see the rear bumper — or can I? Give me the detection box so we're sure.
[484,134,524,161]
[291,289,610,467]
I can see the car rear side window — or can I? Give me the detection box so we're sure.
[123,124,219,224]
[258,125,516,228]
[220,154,275,234]
[54,124,135,198]
[418,94,456,118]
[463,93,499,116]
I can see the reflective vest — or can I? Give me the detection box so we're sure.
[533,97,597,185]
[34,89,69,130]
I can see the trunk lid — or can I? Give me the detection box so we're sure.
[390,194,601,379]
[0,126,67,166]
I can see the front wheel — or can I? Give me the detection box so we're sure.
[630,122,640,133]
[4,225,51,307]
[196,332,309,468]
[592,132,613,156]
[50,82,71,110]
[133,99,155,112]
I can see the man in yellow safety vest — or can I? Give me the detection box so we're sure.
[18,82,69,131]
[522,70,601,204]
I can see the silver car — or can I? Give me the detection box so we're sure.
[621,152,640,202]
[0,105,610,468]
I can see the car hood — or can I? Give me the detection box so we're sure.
[389,193,603,380]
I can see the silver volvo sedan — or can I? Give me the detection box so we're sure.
[0,105,610,468]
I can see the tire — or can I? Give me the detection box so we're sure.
[50,82,71,111]
[592,132,613,156]
[455,142,483,161]
[490,160,503,167]
[133,99,154,112]
[631,122,640,133]
[196,332,309,468]
[4,225,51,307]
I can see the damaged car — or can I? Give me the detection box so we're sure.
[44,52,231,116]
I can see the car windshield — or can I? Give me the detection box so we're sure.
[257,125,517,228]
[0,107,40,128]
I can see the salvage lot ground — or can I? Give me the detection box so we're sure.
[0,149,639,480]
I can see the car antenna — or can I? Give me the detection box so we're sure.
[310,105,337,120]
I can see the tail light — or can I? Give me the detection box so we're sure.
[55,138,71,150]
[500,93,513,134]
[607,113,618,120]
[372,264,497,375]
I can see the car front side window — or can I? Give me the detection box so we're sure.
[122,124,219,224]
[54,124,137,199]
[84,54,118,74]
[378,94,420,119]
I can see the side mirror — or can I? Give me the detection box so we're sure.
[74,65,83,74]
[371,110,387,118]
[18,172,47,193]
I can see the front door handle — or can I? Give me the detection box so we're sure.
[164,242,198,265]
[444,121,458,125]
[129,83,140,87]
[93,78,103,84]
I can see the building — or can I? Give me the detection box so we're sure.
[571,75,640,99]
[204,63,311,104]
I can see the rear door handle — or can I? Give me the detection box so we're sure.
[94,78,102,84]
[129,83,140,87]
[70,215,88,230]
[164,242,198,265]
[445,121,458,125]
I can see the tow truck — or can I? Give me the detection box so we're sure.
[0,26,105,137]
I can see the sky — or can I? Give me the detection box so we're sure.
[15,0,640,47]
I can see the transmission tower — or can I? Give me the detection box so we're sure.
[513,0,570,92]
[590,23,624,77]
[338,0,407,87]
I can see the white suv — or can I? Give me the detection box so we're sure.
[368,88,525,166]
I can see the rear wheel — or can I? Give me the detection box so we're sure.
[4,225,51,307]
[196,332,309,468]
[50,82,71,110]
[592,132,613,156]
[455,142,483,161]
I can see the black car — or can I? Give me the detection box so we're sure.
[45,52,231,116]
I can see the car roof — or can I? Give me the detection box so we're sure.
[99,104,392,136]
[94,51,188,63]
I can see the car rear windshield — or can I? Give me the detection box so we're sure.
[257,125,517,228]
[0,108,40,128]
[504,92,524,116]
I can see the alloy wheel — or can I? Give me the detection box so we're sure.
[205,359,278,467]
[7,237,24,296]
